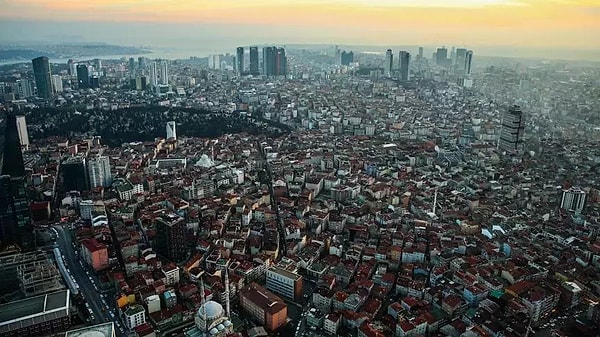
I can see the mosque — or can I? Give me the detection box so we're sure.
[184,273,234,337]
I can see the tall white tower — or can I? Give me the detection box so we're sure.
[15,115,29,150]
[159,61,169,85]
[384,49,393,77]
[149,62,158,88]
[166,121,176,140]
[224,268,231,319]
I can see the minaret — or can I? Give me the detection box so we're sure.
[224,268,231,318]
[200,278,207,328]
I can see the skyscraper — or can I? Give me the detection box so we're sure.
[560,187,587,213]
[275,48,287,76]
[15,116,29,150]
[262,47,276,76]
[384,49,393,77]
[0,113,33,251]
[341,51,354,66]
[249,47,259,75]
[88,156,112,188]
[166,121,176,140]
[417,47,424,63]
[436,47,448,67]
[76,64,90,89]
[138,57,146,70]
[67,59,76,76]
[51,74,63,93]
[455,48,467,74]
[129,57,136,74]
[159,61,169,85]
[149,62,158,88]
[464,50,473,76]
[31,56,52,99]
[236,47,245,75]
[398,51,410,81]
[61,157,89,191]
[498,105,525,153]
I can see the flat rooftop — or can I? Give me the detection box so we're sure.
[0,289,69,330]
[65,322,115,337]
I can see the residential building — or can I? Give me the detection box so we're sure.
[498,105,525,153]
[124,305,146,330]
[560,187,587,213]
[81,238,109,271]
[88,156,112,188]
[240,282,287,331]
[154,212,187,262]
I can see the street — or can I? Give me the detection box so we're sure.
[54,225,124,335]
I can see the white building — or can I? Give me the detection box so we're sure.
[124,304,146,329]
[561,187,587,213]
[384,49,393,77]
[159,61,169,85]
[166,121,177,140]
[15,79,35,98]
[52,74,63,93]
[162,264,180,285]
[88,156,112,188]
[265,266,303,301]
[149,62,159,88]
[15,115,29,150]
[79,200,94,220]
[145,295,161,314]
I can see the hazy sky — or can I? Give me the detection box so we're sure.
[0,0,598,56]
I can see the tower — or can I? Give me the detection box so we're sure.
[464,50,473,76]
[236,47,245,75]
[384,49,393,77]
[51,74,63,93]
[436,47,448,67]
[398,51,410,81]
[149,62,158,88]
[76,64,90,89]
[224,268,231,319]
[455,48,467,74]
[88,156,112,188]
[560,187,587,213]
[129,57,136,74]
[32,56,52,99]
[262,47,276,76]
[498,105,525,153]
[249,47,259,75]
[275,48,287,76]
[0,113,33,251]
[166,121,176,140]
[159,61,169,85]
[15,116,29,151]
[200,278,207,326]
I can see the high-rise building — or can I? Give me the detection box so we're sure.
[384,49,393,77]
[417,47,424,63]
[465,50,473,76]
[166,121,176,140]
[560,187,587,213]
[0,113,33,251]
[450,46,456,64]
[398,51,410,81]
[498,105,525,153]
[436,47,448,66]
[249,47,259,75]
[159,61,169,85]
[149,62,158,88]
[341,51,354,66]
[94,59,102,73]
[51,74,63,93]
[61,156,89,191]
[32,56,52,99]
[76,64,90,89]
[90,73,100,89]
[67,59,76,76]
[208,55,221,70]
[154,212,187,262]
[455,48,467,74]
[15,116,29,150]
[275,48,287,76]
[236,47,245,75]
[262,47,274,76]
[88,156,112,188]
[15,79,35,99]
[138,57,146,70]
[129,57,136,74]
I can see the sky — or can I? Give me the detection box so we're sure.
[0,0,598,59]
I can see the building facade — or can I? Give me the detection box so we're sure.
[265,266,303,302]
[32,56,52,99]
[561,187,587,213]
[498,105,525,153]
[240,282,287,331]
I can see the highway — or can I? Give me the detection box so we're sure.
[54,225,123,335]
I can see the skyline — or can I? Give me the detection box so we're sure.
[0,0,598,60]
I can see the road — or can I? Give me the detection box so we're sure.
[54,225,122,335]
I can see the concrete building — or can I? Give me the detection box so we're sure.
[154,212,187,262]
[166,121,176,140]
[240,282,287,331]
[145,295,161,314]
[560,187,587,213]
[498,105,525,153]
[124,304,146,330]
[162,263,180,285]
[265,266,303,301]
[398,51,410,81]
[88,156,112,188]
[61,156,88,192]
[384,49,393,77]
[32,56,52,99]
[52,74,63,93]
[0,289,70,336]
[81,238,109,271]
[15,115,29,150]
